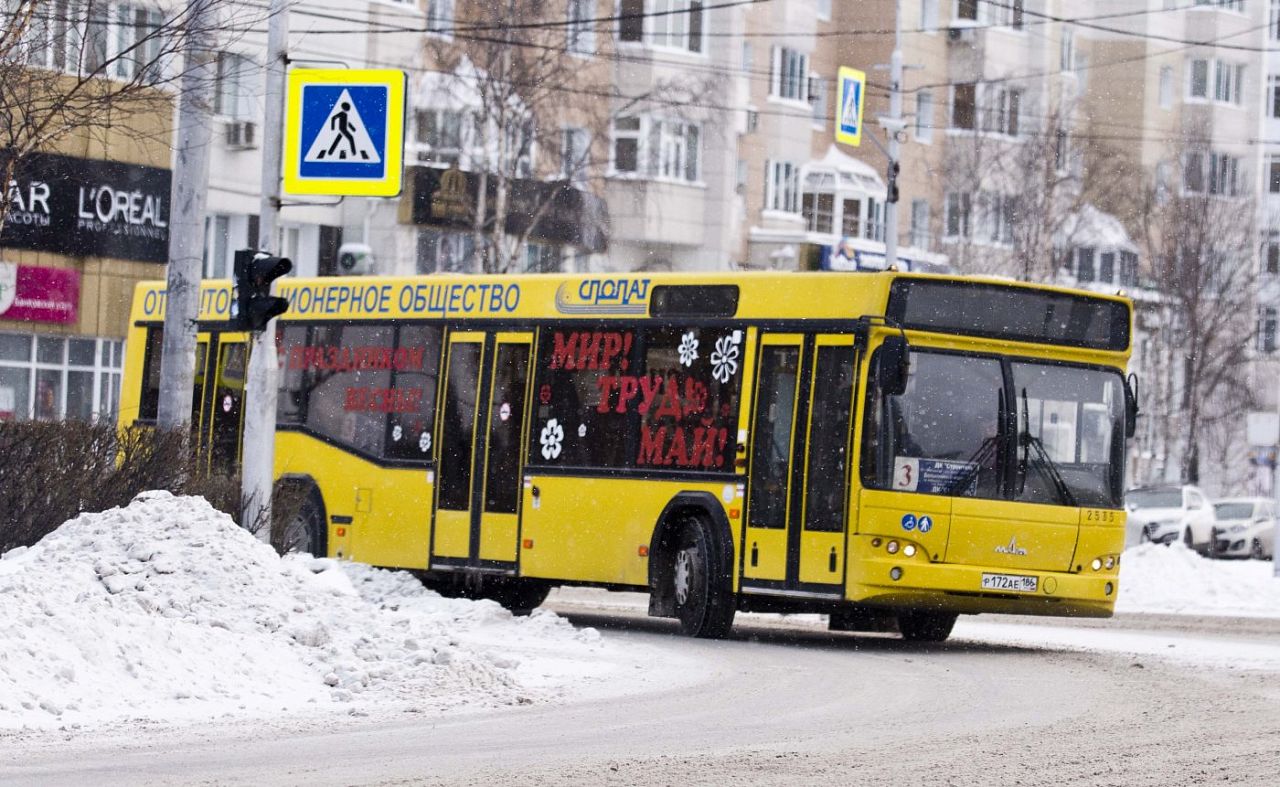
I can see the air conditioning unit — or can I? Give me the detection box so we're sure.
[337,242,375,275]
[947,25,976,44]
[226,120,257,150]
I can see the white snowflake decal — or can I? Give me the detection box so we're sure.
[711,334,741,384]
[418,431,432,453]
[578,423,587,438]
[391,424,403,442]
[677,331,699,367]
[540,418,564,460]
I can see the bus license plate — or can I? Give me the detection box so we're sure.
[981,573,1038,593]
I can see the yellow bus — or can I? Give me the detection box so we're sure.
[121,271,1137,642]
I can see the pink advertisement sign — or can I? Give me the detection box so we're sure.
[0,262,80,324]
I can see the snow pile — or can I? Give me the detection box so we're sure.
[1116,542,1280,617]
[0,492,606,729]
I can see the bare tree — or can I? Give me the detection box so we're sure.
[421,0,718,273]
[1137,143,1258,488]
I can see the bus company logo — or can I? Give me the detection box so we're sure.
[555,278,651,315]
[994,537,1028,556]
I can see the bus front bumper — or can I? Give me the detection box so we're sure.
[847,555,1120,618]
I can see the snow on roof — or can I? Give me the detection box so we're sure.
[806,145,886,194]
[1057,204,1138,252]
[0,492,619,729]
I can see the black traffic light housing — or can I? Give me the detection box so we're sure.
[887,160,900,204]
[231,249,292,332]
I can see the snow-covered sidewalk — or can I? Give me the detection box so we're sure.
[0,492,690,731]
[1116,542,1280,617]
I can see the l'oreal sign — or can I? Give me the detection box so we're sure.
[1,151,171,263]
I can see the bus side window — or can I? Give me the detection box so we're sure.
[137,327,164,423]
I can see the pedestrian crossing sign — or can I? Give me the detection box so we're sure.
[836,66,865,148]
[283,69,406,197]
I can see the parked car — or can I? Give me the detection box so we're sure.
[1125,485,1217,554]
[1211,498,1277,560]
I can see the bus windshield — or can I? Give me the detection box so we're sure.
[864,349,1125,508]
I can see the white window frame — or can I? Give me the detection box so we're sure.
[0,333,125,423]
[113,4,165,82]
[214,51,255,120]
[426,0,456,38]
[648,0,706,54]
[944,191,971,238]
[566,0,596,56]
[770,46,810,103]
[921,0,939,31]
[915,90,934,142]
[561,126,591,184]
[809,74,827,127]
[609,115,643,176]
[765,160,800,214]
[413,108,467,167]
[1159,66,1174,109]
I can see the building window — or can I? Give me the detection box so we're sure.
[1060,27,1074,72]
[1184,152,1205,193]
[841,199,861,237]
[1155,161,1171,204]
[611,116,641,173]
[567,0,596,54]
[1055,129,1070,173]
[427,0,455,35]
[951,83,976,130]
[803,193,835,233]
[1214,60,1244,104]
[524,242,562,273]
[561,127,590,184]
[1273,0,1280,41]
[203,214,232,279]
[1265,235,1280,274]
[214,52,255,119]
[867,198,884,241]
[620,0,644,42]
[984,87,1021,136]
[817,0,832,20]
[416,229,474,274]
[1160,66,1174,109]
[1189,58,1210,99]
[921,0,939,30]
[1099,252,1115,284]
[1269,75,1280,118]
[654,119,700,182]
[1270,156,1280,193]
[1195,0,1244,11]
[957,0,978,22]
[414,109,465,167]
[979,192,1015,244]
[944,192,971,238]
[910,199,930,249]
[810,75,828,124]
[0,334,124,423]
[1076,247,1096,282]
[915,91,934,141]
[114,4,164,82]
[1010,0,1024,29]
[1121,251,1138,287]
[1260,307,1279,354]
[766,160,800,213]
[771,47,809,101]
[1208,153,1240,196]
[650,0,705,53]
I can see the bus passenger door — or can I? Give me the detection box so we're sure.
[475,333,533,568]
[743,335,804,584]
[743,334,857,596]
[433,332,486,566]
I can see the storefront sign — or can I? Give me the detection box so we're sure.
[409,165,608,253]
[0,262,79,324]
[2,151,171,263]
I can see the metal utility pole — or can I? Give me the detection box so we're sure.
[157,0,216,430]
[883,0,904,269]
[242,0,288,532]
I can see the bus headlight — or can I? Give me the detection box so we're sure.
[1104,556,1115,570]
[887,540,900,554]
[1091,558,1103,571]
[903,544,917,558]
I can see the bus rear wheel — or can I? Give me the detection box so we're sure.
[671,516,735,639]
[897,610,957,643]
[280,486,327,558]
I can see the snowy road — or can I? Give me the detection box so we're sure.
[4,592,1280,786]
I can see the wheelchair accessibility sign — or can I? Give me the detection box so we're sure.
[283,69,406,197]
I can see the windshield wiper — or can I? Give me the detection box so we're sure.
[1017,388,1077,508]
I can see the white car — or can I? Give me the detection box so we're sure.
[1125,485,1217,554]
[1211,498,1277,560]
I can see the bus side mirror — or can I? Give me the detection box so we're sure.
[878,335,910,397]
[1124,372,1140,439]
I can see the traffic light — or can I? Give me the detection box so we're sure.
[887,160,901,204]
[231,249,292,332]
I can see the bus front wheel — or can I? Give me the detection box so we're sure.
[897,610,957,643]
[671,516,735,639]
